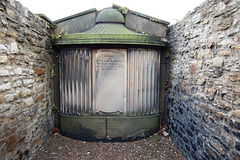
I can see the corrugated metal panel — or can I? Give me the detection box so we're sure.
[127,48,161,116]
[60,48,92,115]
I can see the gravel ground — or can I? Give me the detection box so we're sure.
[31,128,186,160]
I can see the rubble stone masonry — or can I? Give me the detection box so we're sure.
[0,0,240,159]
[168,0,240,159]
[0,0,54,159]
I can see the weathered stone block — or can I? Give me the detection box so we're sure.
[9,41,18,54]
[232,110,240,119]
[7,29,18,39]
[23,79,34,86]
[190,63,196,75]
[233,131,240,139]
[33,136,41,148]
[0,44,8,53]
[6,134,17,152]
[230,150,240,160]
[12,80,22,88]
[0,83,11,92]
[209,140,225,155]
[17,88,32,98]
[34,68,43,75]
[205,145,221,160]
[232,44,240,51]
[197,50,212,59]
[0,69,9,76]
[191,13,201,24]
[197,77,206,85]
[0,94,3,104]
[212,14,233,32]
[34,94,45,103]
[228,74,239,82]
[214,112,225,120]
[4,93,16,102]
[23,97,34,108]
[0,55,9,63]
[14,68,22,75]
[218,50,231,56]
[211,57,224,68]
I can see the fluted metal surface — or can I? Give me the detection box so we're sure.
[60,48,92,115]
[59,48,161,116]
[84,23,138,34]
[127,48,161,116]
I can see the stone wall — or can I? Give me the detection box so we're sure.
[0,0,54,159]
[168,0,240,159]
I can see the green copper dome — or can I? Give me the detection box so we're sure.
[96,8,124,24]
[54,8,167,47]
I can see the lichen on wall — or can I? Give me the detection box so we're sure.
[168,0,240,159]
[0,0,54,159]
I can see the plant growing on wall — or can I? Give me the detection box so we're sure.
[166,52,170,59]
[51,103,59,112]
[51,69,56,78]
[49,24,68,54]
[118,7,131,14]
[49,24,68,78]
[149,17,167,24]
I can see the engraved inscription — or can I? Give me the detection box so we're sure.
[96,55,123,71]
[95,49,126,113]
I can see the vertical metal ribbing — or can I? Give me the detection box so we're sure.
[88,49,92,114]
[69,50,73,114]
[76,50,79,115]
[63,54,66,114]
[127,48,161,116]
[133,49,137,115]
[135,49,139,115]
[60,48,161,116]
[150,50,155,113]
[146,49,150,114]
[141,49,145,115]
[143,49,147,114]
[85,49,89,114]
[153,51,158,113]
[72,50,76,114]
[59,48,92,115]
[59,51,63,113]
[79,49,83,115]
[67,52,70,114]
[151,51,156,113]
[64,53,68,114]
[139,49,143,115]
[80,49,84,114]
[129,49,134,115]
[149,50,152,113]
[127,49,131,115]
[157,51,161,113]
[66,52,69,113]
[84,49,87,114]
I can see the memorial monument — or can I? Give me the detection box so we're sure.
[54,7,169,140]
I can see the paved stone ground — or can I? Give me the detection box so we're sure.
[30,129,186,160]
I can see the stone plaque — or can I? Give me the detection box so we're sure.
[95,49,126,113]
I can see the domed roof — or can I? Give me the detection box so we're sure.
[54,8,167,47]
[96,8,124,24]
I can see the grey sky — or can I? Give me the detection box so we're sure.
[18,0,205,24]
